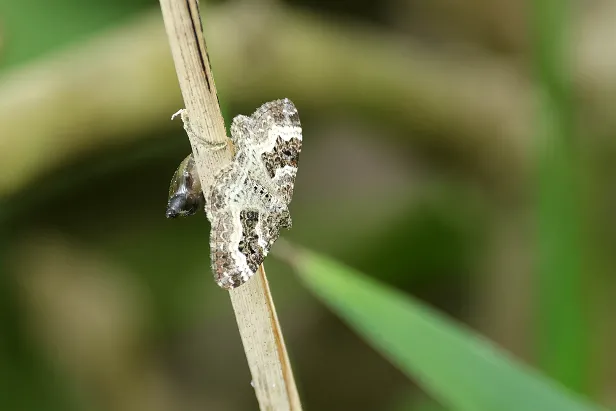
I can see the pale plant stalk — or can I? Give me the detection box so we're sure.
[158,0,301,409]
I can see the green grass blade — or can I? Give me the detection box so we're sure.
[287,247,603,411]
[533,0,590,393]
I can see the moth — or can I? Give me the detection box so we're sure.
[166,99,302,289]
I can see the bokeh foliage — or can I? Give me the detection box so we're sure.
[1,0,615,410]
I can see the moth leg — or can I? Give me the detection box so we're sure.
[172,109,228,151]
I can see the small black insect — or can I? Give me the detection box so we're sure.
[166,154,204,218]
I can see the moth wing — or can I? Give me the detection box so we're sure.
[209,206,270,289]
[206,99,302,289]
[209,203,293,290]
[254,99,302,205]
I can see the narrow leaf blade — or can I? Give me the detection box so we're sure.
[290,249,603,411]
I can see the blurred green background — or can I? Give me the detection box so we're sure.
[0,0,615,410]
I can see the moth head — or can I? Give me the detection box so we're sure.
[230,115,254,145]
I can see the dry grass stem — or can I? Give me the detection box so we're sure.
[158,0,301,409]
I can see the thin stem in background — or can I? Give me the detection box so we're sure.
[533,0,591,395]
